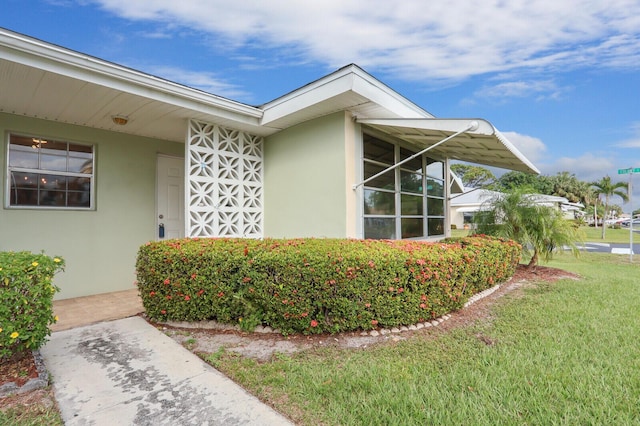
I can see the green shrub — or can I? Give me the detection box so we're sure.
[0,252,64,361]
[136,236,520,335]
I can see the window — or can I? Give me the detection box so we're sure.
[363,134,445,239]
[7,134,94,209]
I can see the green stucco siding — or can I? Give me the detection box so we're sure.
[263,112,348,238]
[0,114,183,299]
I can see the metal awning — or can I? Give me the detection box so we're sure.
[357,118,540,174]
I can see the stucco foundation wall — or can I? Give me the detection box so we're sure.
[263,112,349,238]
[0,114,183,299]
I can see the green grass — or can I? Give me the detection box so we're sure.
[0,393,63,426]
[450,228,472,238]
[455,225,637,244]
[580,225,637,243]
[211,253,640,425]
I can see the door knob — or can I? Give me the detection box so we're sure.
[159,214,164,219]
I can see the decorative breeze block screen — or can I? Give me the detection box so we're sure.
[187,120,263,238]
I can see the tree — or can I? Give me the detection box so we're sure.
[450,164,496,188]
[495,171,553,194]
[473,189,582,269]
[549,171,588,203]
[590,176,629,239]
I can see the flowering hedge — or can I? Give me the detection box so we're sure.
[0,251,64,361]
[136,236,520,335]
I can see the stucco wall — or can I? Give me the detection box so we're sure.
[263,112,353,238]
[0,113,183,299]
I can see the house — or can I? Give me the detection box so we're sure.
[450,189,583,229]
[0,28,539,299]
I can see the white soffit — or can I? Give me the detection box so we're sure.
[260,65,432,130]
[0,28,264,142]
[358,118,540,174]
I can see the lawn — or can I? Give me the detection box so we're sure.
[453,225,637,244]
[210,252,640,425]
[580,225,637,243]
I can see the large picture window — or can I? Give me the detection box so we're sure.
[6,134,94,209]
[363,134,445,239]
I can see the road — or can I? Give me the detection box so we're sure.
[569,241,640,255]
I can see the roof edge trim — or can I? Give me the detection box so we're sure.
[0,27,262,119]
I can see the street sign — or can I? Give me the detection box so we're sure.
[618,168,640,174]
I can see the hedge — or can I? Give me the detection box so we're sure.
[0,251,64,361]
[136,236,520,335]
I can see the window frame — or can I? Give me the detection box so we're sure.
[5,132,96,210]
[362,133,446,240]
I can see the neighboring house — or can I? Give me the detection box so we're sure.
[0,28,539,299]
[450,189,583,229]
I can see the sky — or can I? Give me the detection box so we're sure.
[2,0,640,209]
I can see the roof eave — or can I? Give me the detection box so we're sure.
[0,28,263,124]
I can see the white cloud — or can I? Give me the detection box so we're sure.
[471,80,565,104]
[501,131,547,164]
[615,122,640,148]
[616,139,640,148]
[544,153,616,181]
[85,0,640,87]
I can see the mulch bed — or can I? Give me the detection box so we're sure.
[0,352,39,388]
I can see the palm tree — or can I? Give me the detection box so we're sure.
[473,189,582,269]
[590,176,629,239]
[550,171,584,203]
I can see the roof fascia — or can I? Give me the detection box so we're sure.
[260,64,432,126]
[0,28,262,124]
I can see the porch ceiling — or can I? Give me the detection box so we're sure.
[358,118,540,174]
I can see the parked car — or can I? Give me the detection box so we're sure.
[620,219,640,227]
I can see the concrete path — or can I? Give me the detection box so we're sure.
[40,316,293,426]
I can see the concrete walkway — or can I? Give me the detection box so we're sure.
[42,294,293,425]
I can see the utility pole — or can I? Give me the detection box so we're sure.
[629,171,634,262]
[618,167,639,262]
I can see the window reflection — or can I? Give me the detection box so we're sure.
[426,158,443,179]
[428,218,445,236]
[401,194,423,215]
[7,134,94,209]
[364,189,395,215]
[400,171,423,194]
[427,197,445,216]
[402,218,424,238]
[364,218,396,239]
[363,134,446,240]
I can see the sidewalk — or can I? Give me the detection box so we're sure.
[43,293,294,425]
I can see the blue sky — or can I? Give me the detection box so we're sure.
[3,0,640,207]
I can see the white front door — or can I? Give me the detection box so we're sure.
[156,155,185,240]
